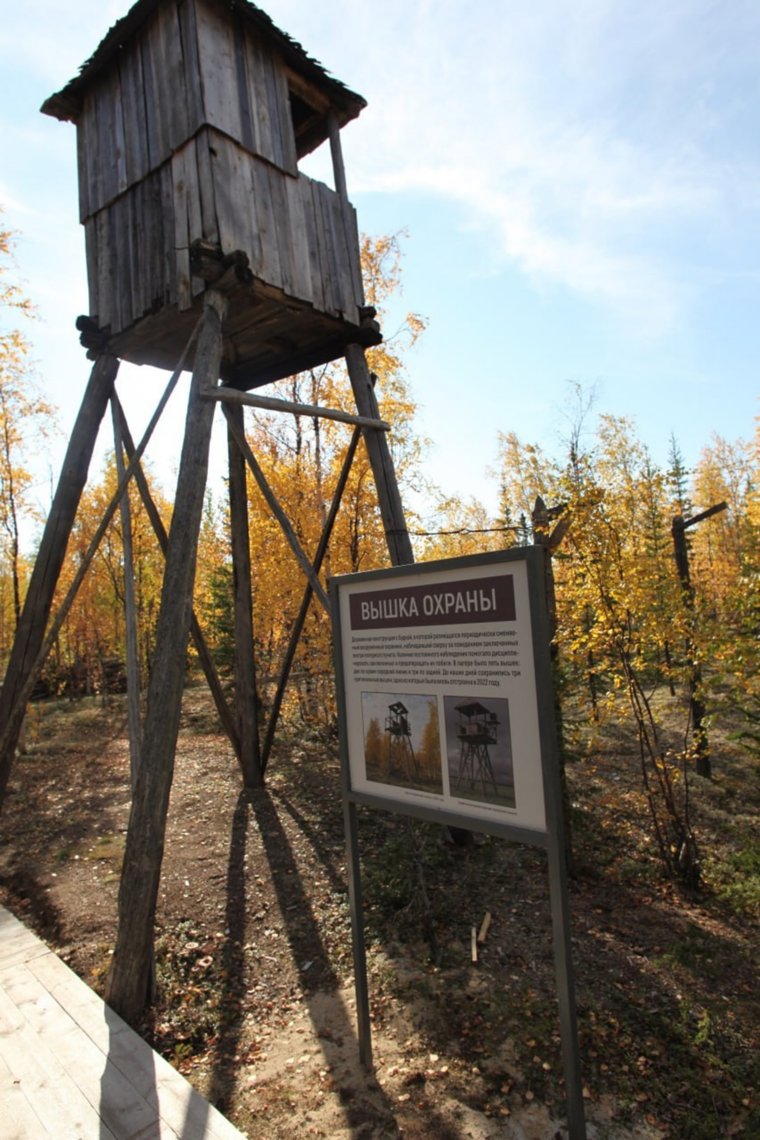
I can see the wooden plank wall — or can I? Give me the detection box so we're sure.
[77,3,190,223]
[85,130,362,337]
[195,0,297,176]
[200,131,362,319]
[74,0,363,348]
[77,0,299,223]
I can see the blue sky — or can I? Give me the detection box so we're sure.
[1,0,758,526]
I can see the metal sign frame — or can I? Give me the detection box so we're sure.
[330,547,587,1138]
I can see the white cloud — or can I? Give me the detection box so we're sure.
[4,0,759,345]
[0,1,124,86]
[325,0,760,337]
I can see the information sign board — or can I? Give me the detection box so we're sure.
[332,547,554,842]
[330,548,587,1138]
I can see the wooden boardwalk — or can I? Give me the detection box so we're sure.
[0,905,247,1139]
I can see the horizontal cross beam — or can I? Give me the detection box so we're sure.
[207,385,390,432]
[675,501,728,531]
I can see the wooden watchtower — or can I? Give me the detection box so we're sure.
[385,700,419,781]
[0,0,414,1021]
[41,0,382,386]
[454,700,499,795]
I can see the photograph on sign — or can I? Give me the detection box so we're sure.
[335,553,548,834]
[444,696,514,808]
[360,692,443,794]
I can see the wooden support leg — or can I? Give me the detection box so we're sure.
[344,344,414,567]
[112,397,142,792]
[261,424,364,773]
[111,396,242,762]
[227,403,263,789]
[223,404,331,611]
[0,354,119,811]
[106,292,226,1023]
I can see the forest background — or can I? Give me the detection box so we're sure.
[0,213,758,887]
[0,190,759,1137]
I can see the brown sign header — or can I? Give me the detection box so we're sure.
[349,573,516,630]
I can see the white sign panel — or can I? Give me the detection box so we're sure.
[333,552,548,835]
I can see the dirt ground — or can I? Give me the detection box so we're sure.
[0,688,757,1139]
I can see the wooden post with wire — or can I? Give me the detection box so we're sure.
[671,501,728,778]
[532,495,574,870]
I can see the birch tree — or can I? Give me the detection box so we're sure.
[0,220,56,656]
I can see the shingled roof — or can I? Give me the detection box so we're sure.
[41,0,366,124]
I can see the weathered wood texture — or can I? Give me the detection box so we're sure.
[344,345,414,567]
[83,132,363,323]
[49,0,374,386]
[106,291,226,1024]
[195,0,297,175]
[0,904,245,1139]
[111,399,142,791]
[227,403,262,788]
[75,0,305,222]
[82,131,370,383]
[223,404,330,612]
[112,396,243,765]
[211,383,389,430]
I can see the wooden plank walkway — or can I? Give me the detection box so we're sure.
[0,904,248,1139]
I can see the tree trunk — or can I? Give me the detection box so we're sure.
[0,354,119,810]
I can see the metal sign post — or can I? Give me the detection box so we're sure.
[331,547,587,1139]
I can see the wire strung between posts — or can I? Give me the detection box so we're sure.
[385,525,522,538]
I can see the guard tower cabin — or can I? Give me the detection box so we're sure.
[41,0,380,388]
